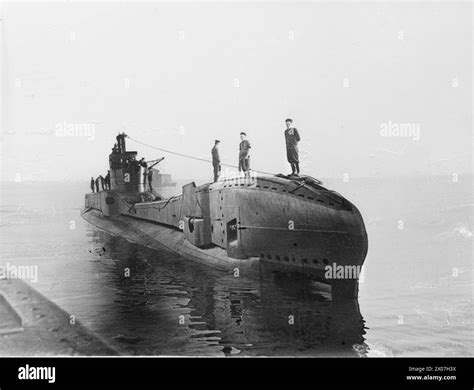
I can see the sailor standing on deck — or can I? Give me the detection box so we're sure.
[238,132,251,178]
[147,168,153,192]
[139,158,148,190]
[211,140,221,182]
[284,118,301,176]
[90,177,95,193]
[99,175,105,191]
[104,171,111,190]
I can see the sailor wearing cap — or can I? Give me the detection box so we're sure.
[284,118,301,176]
[239,132,251,178]
[211,140,221,182]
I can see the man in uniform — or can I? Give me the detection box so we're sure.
[90,177,95,193]
[147,168,153,192]
[104,171,111,190]
[95,176,100,192]
[99,175,105,191]
[139,157,147,169]
[284,118,301,176]
[139,158,148,189]
[238,132,251,178]
[130,156,140,173]
[211,140,221,182]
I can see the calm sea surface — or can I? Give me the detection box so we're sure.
[0,177,472,356]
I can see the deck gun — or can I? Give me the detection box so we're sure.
[147,157,165,169]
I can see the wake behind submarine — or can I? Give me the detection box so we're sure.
[81,133,368,299]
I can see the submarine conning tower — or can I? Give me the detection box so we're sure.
[109,132,141,193]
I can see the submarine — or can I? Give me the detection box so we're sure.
[81,133,368,299]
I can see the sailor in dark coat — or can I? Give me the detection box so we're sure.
[104,171,111,190]
[99,175,105,191]
[238,132,251,178]
[90,177,95,193]
[95,177,100,192]
[139,158,148,169]
[211,140,221,182]
[284,118,301,176]
[147,168,153,192]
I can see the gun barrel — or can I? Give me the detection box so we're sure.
[148,157,165,169]
[147,157,165,164]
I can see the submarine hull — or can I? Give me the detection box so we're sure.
[82,174,368,299]
[81,207,261,278]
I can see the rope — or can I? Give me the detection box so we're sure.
[151,195,180,212]
[116,194,138,214]
[127,136,277,176]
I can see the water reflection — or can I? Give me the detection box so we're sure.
[88,229,367,356]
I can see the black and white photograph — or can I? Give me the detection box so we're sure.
[0,0,472,386]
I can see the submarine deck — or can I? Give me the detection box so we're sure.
[81,208,262,278]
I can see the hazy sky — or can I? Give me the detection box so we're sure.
[1,1,472,182]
